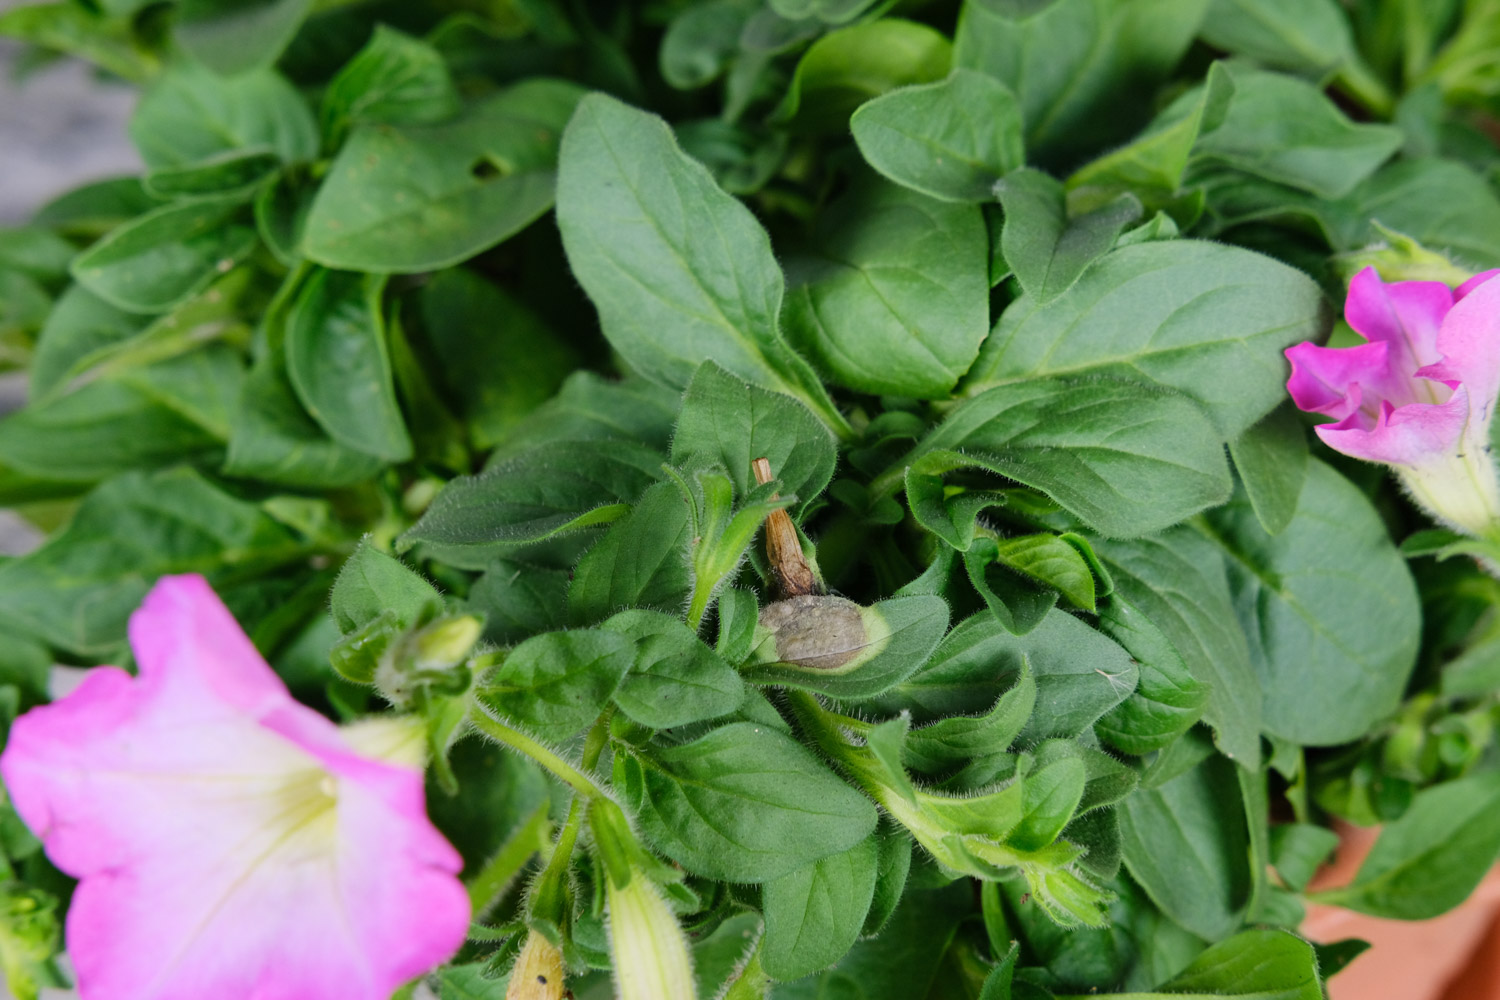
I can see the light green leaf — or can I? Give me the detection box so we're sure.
[129,61,316,169]
[779,19,953,133]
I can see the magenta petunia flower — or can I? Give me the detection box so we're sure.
[1286,266,1500,537]
[0,575,469,1000]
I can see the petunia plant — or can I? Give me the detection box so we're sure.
[2,0,1500,998]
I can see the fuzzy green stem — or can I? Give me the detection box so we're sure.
[469,708,607,799]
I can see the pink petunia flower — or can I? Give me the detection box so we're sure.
[0,575,470,1000]
[1286,266,1500,537]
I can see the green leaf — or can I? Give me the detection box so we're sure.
[129,61,316,170]
[995,168,1142,305]
[881,609,1137,743]
[304,80,585,273]
[320,25,460,145]
[1009,752,1086,851]
[175,0,310,76]
[568,481,694,625]
[962,239,1329,439]
[0,2,157,82]
[956,0,1209,161]
[1118,751,1252,941]
[436,963,509,999]
[0,468,299,657]
[466,560,569,646]
[401,440,662,563]
[905,662,1035,773]
[778,19,953,133]
[784,177,990,399]
[1227,402,1306,536]
[1094,592,1208,755]
[284,268,411,461]
[1066,61,1235,210]
[659,0,756,90]
[964,537,1059,635]
[1268,823,1339,893]
[762,835,879,981]
[419,269,578,449]
[850,69,1025,203]
[1193,67,1401,199]
[1092,529,1261,767]
[0,379,222,499]
[1202,460,1420,746]
[70,200,257,315]
[554,93,844,435]
[479,629,634,742]
[907,378,1232,538]
[600,609,745,729]
[743,594,950,700]
[485,372,679,465]
[0,228,76,280]
[616,721,878,882]
[1199,0,1355,77]
[671,360,836,512]
[330,541,440,634]
[863,820,914,936]
[1315,771,1500,919]
[1095,928,1320,1000]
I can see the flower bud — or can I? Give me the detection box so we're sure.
[606,868,696,1000]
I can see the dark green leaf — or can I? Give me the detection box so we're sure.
[761,835,879,980]
[995,168,1142,304]
[320,25,460,144]
[555,93,844,434]
[1202,460,1420,745]
[600,609,745,729]
[175,0,310,76]
[1199,0,1354,77]
[784,177,990,399]
[659,0,755,90]
[1117,752,1251,941]
[480,629,634,742]
[0,468,299,657]
[485,372,679,465]
[908,378,1232,537]
[963,239,1329,438]
[616,721,878,882]
[568,481,693,625]
[779,19,952,133]
[671,360,836,511]
[1227,402,1306,536]
[964,538,1058,635]
[304,80,585,272]
[285,268,411,461]
[851,69,1025,202]
[70,200,257,315]
[330,541,440,634]
[904,662,1035,772]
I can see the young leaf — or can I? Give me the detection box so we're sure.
[555,93,844,434]
[784,177,990,399]
[906,378,1232,538]
[284,268,412,462]
[304,80,585,272]
[478,629,634,743]
[1202,460,1420,746]
[963,238,1329,438]
[1093,592,1208,755]
[995,168,1142,304]
[330,542,440,634]
[615,722,878,882]
[761,836,879,981]
[600,609,745,729]
[568,481,694,626]
[850,69,1025,202]
[320,25,460,145]
[465,560,569,646]
[963,538,1058,636]
[904,662,1036,772]
[671,360,837,511]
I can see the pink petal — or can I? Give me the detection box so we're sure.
[1456,269,1500,300]
[1417,272,1500,428]
[0,574,468,1000]
[1285,340,1392,419]
[1344,266,1454,370]
[1316,389,1470,466]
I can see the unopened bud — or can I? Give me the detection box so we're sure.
[414,615,484,671]
[607,867,697,1000]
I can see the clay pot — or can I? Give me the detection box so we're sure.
[1300,823,1500,999]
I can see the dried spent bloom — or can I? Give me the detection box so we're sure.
[1285,266,1500,538]
[0,574,469,1000]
